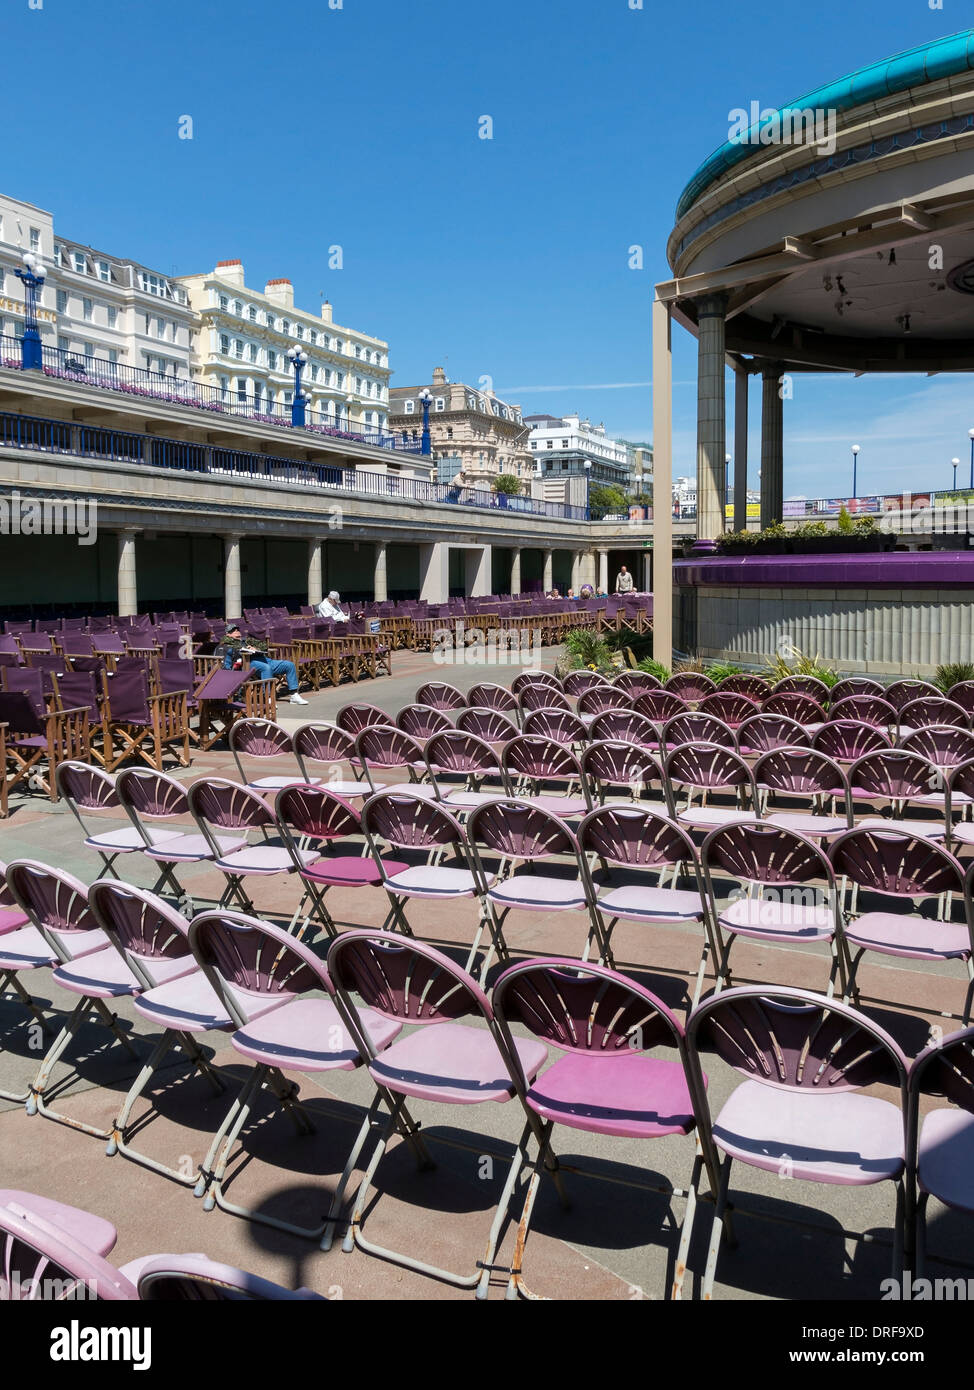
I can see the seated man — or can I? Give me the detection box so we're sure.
[217,623,307,706]
[316,590,364,622]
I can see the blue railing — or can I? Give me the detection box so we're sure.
[0,407,590,520]
[0,335,419,454]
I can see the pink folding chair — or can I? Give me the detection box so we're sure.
[229,718,320,793]
[292,721,376,799]
[662,711,736,753]
[518,686,572,718]
[326,930,548,1287]
[753,747,852,840]
[761,691,827,730]
[576,686,633,720]
[0,1198,137,1301]
[736,712,810,756]
[511,670,561,697]
[907,1026,974,1276]
[612,670,662,696]
[848,748,946,839]
[579,738,663,807]
[664,742,759,833]
[521,707,588,746]
[131,1252,325,1300]
[492,958,721,1300]
[772,675,831,702]
[188,910,405,1244]
[465,683,520,720]
[456,706,520,745]
[396,704,453,741]
[562,670,611,698]
[898,696,970,737]
[55,761,182,881]
[588,708,661,750]
[686,986,909,1299]
[335,702,391,736]
[830,677,884,703]
[664,672,717,704]
[813,719,891,764]
[423,729,511,812]
[697,691,761,731]
[414,680,467,712]
[632,689,687,730]
[829,695,897,730]
[354,725,439,799]
[501,734,592,818]
[717,674,770,703]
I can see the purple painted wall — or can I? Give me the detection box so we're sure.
[674,551,974,587]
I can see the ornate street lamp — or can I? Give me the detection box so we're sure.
[15,251,47,370]
[287,345,309,426]
[851,444,860,498]
[419,388,433,456]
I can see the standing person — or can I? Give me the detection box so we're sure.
[218,624,308,705]
[615,565,635,594]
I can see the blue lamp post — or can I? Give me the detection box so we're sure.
[851,443,860,498]
[287,345,309,426]
[14,251,47,371]
[953,457,960,493]
[418,388,433,456]
[968,429,974,490]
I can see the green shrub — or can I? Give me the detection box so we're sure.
[853,515,878,535]
[763,644,840,688]
[706,662,745,683]
[637,657,671,681]
[715,528,758,550]
[563,628,614,671]
[934,662,974,694]
[837,505,853,534]
[793,520,828,538]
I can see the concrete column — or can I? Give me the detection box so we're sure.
[651,294,673,669]
[509,547,521,596]
[223,532,242,619]
[542,549,553,593]
[373,540,388,602]
[419,541,449,603]
[598,549,609,594]
[116,529,139,618]
[464,545,491,597]
[308,537,323,608]
[642,550,652,594]
[760,361,784,529]
[584,551,598,589]
[695,291,728,540]
[733,364,749,533]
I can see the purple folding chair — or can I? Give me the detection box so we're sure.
[662,711,736,753]
[813,718,891,764]
[361,791,489,968]
[753,747,853,840]
[0,635,24,665]
[423,729,511,812]
[189,910,405,1244]
[492,957,720,1300]
[466,798,599,970]
[587,707,661,751]
[632,689,688,730]
[613,670,662,695]
[830,827,974,1021]
[396,704,453,741]
[576,686,633,720]
[229,718,320,793]
[511,670,561,697]
[456,706,521,745]
[276,784,404,940]
[518,685,572,717]
[54,670,107,765]
[901,726,974,797]
[772,675,831,702]
[717,674,770,703]
[664,743,759,832]
[292,721,375,799]
[55,761,183,880]
[736,712,810,756]
[697,691,760,731]
[664,672,717,704]
[0,1198,137,1301]
[907,1026,974,1275]
[187,777,318,920]
[18,633,53,657]
[562,671,611,698]
[131,1252,325,1300]
[326,930,548,1285]
[579,738,662,808]
[466,683,520,719]
[116,766,247,910]
[830,677,885,703]
[355,725,439,799]
[87,879,224,1179]
[885,679,940,714]
[521,707,588,746]
[5,859,141,1136]
[898,696,970,736]
[948,681,974,717]
[335,701,393,736]
[2,666,46,717]
[414,681,467,712]
[829,694,897,729]
[686,986,909,1299]
[501,734,592,818]
[579,805,711,987]
[702,820,844,996]
[761,691,827,729]
[848,748,946,839]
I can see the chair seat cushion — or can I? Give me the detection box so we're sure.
[918,1107,974,1209]
[133,970,238,1032]
[231,997,401,1072]
[713,1081,904,1184]
[0,924,102,971]
[766,812,849,838]
[855,817,946,839]
[379,782,441,801]
[0,906,29,935]
[302,855,408,887]
[845,911,970,960]
[84,826,183,852]
[215,844,315,874]
[520,795,589,818]
[369,1021,547,1105]
[248,775,322,791]
[678,806,754,829]
[526,1052,699,1138]
[718,895,835,941]
[146,832,247,863]
[488,876,588,911]
[596,884,703,922]
[53,946,193,999]
[384,865,483,898]
[444,790,507,810]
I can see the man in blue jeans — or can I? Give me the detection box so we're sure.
[220,623,308,705]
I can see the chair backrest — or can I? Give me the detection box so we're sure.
[612,670,661,695]
[424,730,505,782]
[761,691,828,725]
[134,1254,324,1301]
[578,804,698,873]
[115,767,190,820]
[908,1025,974,1124]
[1,667,45,718]
[362,790,466,854]
[502,734,585,786]
[414,681,467,711]
[587,708,659,747]
[576,686,633,718]
[466,683,519,714]
[88,880,194,989]
[292,721,356,768]
[55,760,120,815]
[92,634,126,655]
[948,681,974,716]
[579,739,660,797]
[847,747,937,801]
[54,671,100,723]
[772,675,831,701]
[829,826,965,901]
[229,719,293,782]
[396,704,453,740]
[518,686,571,714]
[885,679,940,713]
[104,667,152,724]
[60,634,95,657]
[664,672,717,703]
[899,697,969,731]
[687,985,908,1095]
[466,796,580,863]
[753,746,850,801]
[327,930,493,1036]
[901,724,974,770]
[697,691,760,726]
[275,784,362,846]
[511,670,561,696]
[0,691,43,735]
[155,657,194,697]
[664,742,757,798]
[0,1200,136,1301]
[562,671,611,698]
[632,690,687,723]
[336,702,391,735]
[812,719,891,762]
[457,707,520,743]
[521,708,588,745]
[662,712,736,751]
[701,820,835,894]
[355,725,426,772]
[736,713,810,754]
[189,909,332,1028]
[5,859,95,948]
[188,777,277,833]
[830,677,884,703]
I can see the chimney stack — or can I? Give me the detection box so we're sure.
[321,300,333,323]
[215,259,245,286]
[432,366,447,385]
[264,278,294,309]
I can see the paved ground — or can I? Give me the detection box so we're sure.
[2,644,972,1302]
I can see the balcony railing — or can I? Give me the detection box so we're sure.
[0,335,416,454]
[0,407,590,520]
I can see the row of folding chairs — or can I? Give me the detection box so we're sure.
[1,858,970,1298]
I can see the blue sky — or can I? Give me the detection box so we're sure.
[5,0,972,497]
